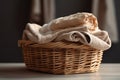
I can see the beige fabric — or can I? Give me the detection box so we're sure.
[55,30,111,50]
[23,12,111,50]
[30,0,41,24]
[43,0,55,23]
[92,0,118,43]
[42,12,98,32]
[30,0,55,24]
[23,23,111,50]
[23,23,57,44]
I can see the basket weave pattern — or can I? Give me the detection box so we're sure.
[19,40,103,74]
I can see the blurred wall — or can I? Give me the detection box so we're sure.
[0,0,30,62]
[0,0,119,63]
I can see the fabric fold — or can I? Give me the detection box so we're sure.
[23,23,57,44]
[55,31,111,50]
[23,23,111,50]
[22,12,111,51]
[82,32,111,50]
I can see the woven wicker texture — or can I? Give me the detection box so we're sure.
[18,40,103,74]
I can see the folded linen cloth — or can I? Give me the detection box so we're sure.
[23,22,111,50]
[22,12,111,50]
[23,23,58,44]
[55,30,111,50]
[39,12,99,33]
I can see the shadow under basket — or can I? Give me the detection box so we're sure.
[18,40,103,74]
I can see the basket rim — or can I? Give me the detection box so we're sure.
[18,40,101,50]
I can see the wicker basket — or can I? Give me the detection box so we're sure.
[18,40,103,74]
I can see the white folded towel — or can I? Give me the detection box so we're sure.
[23,23,111,50]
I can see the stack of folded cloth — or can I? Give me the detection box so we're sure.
[23,12,111,50]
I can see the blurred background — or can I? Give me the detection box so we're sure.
[0,0,119,63]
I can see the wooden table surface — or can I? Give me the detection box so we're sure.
[0,63,120,80]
